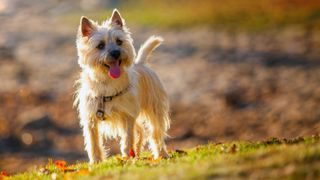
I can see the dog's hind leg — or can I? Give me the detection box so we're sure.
[148,128,169,159]
[147,113,169,159]
[134,123,144,157]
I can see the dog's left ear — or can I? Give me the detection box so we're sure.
[110,9,125,27]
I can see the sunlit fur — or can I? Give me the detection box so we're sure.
[74,9,170,164]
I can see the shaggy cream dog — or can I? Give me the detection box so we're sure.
[74,9,171,164]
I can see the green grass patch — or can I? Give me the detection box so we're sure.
[8,135,320,179]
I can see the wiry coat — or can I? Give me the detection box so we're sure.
[74,10,170,163]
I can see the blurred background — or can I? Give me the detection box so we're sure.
[0,0,319,173]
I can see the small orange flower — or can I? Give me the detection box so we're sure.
[149,156,162,163]
[55,160,67,170]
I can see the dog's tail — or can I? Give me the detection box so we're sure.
[135,35,163,65]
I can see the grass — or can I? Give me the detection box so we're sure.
[7,135,320,179]
[61,0,320,31]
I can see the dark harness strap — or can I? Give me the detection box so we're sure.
[96,85,130,120]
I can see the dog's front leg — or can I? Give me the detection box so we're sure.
[120,115,135,158]
[83,120,105,164]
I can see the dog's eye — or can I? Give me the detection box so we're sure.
[96,42,105,50]
[116,38,123,46]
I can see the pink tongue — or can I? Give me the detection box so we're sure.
[108,64,121,79]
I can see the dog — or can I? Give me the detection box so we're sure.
[74,9,171,164]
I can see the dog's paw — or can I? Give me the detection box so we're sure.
[89,157,103,165]
[160,150,170,159]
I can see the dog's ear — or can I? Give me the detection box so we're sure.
[110,9,125,27]
[80,16,96,37]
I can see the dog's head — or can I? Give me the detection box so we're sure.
[76,9,135,79]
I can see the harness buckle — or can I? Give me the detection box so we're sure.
[96,110,104,119]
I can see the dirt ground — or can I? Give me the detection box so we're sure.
[0,0,319,173]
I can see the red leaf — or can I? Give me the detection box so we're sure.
[55,160,67,170]
[1,170,7,176]
[129,149,135,158]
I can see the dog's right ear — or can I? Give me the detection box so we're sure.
[80,16,96,37]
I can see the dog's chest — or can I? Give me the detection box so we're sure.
[83,86,139,121]
[102,92,139,120]
[79,71,139,120]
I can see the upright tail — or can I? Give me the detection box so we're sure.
[135,35,163,65]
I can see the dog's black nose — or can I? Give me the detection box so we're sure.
[110,50,121,60]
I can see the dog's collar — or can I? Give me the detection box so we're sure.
[102,84,131,102]
[96,84,131,120]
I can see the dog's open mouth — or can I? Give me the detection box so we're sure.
[103,60,122,79]
[103,60,122,69]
